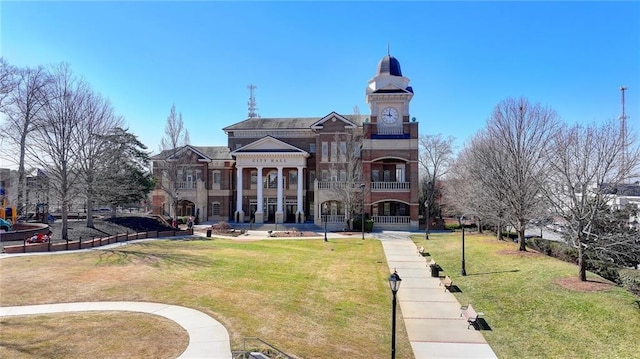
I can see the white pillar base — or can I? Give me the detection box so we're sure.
[235,211,245,223]
[255,212,264,224]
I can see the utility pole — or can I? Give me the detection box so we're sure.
[619,86,628,181]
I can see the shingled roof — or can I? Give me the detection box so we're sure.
[223,114,367,132]
[223,117,319,131]
[151,145,232,161]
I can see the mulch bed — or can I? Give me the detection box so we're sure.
[269,231,319,237]
[106,217,174,232]
[497,249,543,257]
[555,277,615,292]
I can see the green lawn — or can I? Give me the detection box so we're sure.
[0,237,412,358]
[4,233,638,358]
[413,232,640,359]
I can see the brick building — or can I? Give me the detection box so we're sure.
[151,54,420,229]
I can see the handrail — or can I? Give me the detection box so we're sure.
[234,337,294,359]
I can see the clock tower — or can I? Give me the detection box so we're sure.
[365,54,414,135]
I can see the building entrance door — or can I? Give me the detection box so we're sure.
[264,197,277,222]
[286,204,297,223]
[267,204,276,222]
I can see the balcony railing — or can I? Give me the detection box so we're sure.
[371,182,410,191]
[320,214,346,223]
[372,216,411,224]
[318,182,363,190]
[176,181,196,190]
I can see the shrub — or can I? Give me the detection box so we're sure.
[445,222,460,230]
[618,269,640,296]
[353,216,374,232]
[528,238,626,285]
[585,259,621,284]
[528,238,578,264]
[365,219,374,232]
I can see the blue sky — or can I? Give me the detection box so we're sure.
[1,1,639,159]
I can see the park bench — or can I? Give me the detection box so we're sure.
[439,275,453,292]
[460,303,484,329]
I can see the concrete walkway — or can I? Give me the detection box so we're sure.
[377,231,498,359]
[0,301,232,359]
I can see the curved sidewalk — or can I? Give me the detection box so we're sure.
[377,232,498,359]
[0,301,232,359]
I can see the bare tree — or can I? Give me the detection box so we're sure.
[327,124,364,230]
[442,146,475,215]
[0,58,18,111]
[545,120,640,280]
[1,65,51,214]
[472,98,560,250]
[443,143,499,236]
[75,91,123,226]
[419,134,455,237]
[156,104,189,219]
[26,63,89,240]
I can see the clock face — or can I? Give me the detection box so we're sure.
[381,107,399,124]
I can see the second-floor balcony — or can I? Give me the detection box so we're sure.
[371,182,410,191]
[176,181,196,190]
[317,181,410,191]
[317,182,362,190]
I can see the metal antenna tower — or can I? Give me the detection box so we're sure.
[619,86,628,178]
[247,84,260,119]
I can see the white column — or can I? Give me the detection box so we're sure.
[236,167,244,218]
[276,166,284,214]
[273,166,284,224]
[256,167,264,223]
[296,166,304,222]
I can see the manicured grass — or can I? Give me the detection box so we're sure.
[412,232,640,359]
[0,237,412,358]
[0,312,188,359]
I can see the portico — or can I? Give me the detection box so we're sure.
[231,136,310,224]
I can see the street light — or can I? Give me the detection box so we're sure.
[459,216,467,276]
[425,181,431,240]
[323,202,328,242]
[388,270,402,359]
[424,199,429,240]
[360,183,366,240]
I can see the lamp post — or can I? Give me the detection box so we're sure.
[425,181,431,240]
[388,270,402,359]
[459,216,467,276]
[360,183,366,240]
[323,202,328,242]
[424,199,429,240]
